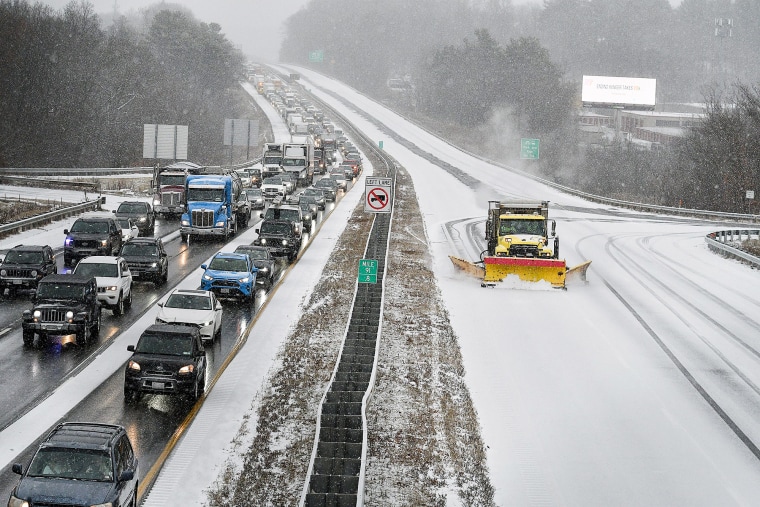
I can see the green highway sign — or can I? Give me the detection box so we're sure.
[358,259,378,284]
[520,138,540,159]
[309,50,324,63]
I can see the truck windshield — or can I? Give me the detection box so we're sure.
[281,158,306,167]
[187,188,225,202]
[264,156,282,165]
[158,174,186,186]
[499,219,545,236]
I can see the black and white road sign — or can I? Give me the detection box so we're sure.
[364,177,393,213]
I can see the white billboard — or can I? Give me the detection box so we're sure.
[143,124,188,160]
[581,75,656,110]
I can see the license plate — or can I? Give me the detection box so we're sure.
[220,288,230,293]
[42,323,59,330]
[12,280,22,285]
[152,382,165,389]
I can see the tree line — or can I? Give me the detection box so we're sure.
[280,0,760,214]
[0,0,247,168]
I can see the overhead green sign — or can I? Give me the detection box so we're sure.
[358,259,378,284]
[309,50,324,63]
[520,138,540,159]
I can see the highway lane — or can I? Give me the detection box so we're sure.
[0,174,352,500]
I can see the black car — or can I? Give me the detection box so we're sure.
[124,324,207,402]
[9,422,138,507]
[254,219,301,262]
[298,201,317,232]
[63,216,123,267]
[301,188,326,210]
[114,200,155,236]
[234,244,281,290]
[314,178,338,201]
[0,244,57,298]
[119,237,169,286]
[22,274,101,347]
[244,187,265,210]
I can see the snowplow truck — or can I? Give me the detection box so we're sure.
[450,200,590,288]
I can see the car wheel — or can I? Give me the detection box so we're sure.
[113,294,124,316]
[214,325,222,342]
[124,386,140,403]
[76,324,89,346]
[91,311,101,338]
[181,233,188,242]
[125,288,133,309]
[6,287,17,299]
[22,330,34,347]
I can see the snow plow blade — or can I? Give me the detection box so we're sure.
[449,256,485,279]
[483,256,567,288]
[566,260,592,284]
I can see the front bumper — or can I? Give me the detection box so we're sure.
[125,373,197,395]
[23,320,83,335]
[181,226,227,237]
[200,279,253,298]
[0,277,40,289]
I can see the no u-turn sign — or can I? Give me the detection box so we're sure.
[364,177,393,213]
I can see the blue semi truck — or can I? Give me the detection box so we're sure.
[180,171,250,242]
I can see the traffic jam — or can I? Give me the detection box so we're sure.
[0,75,365,505]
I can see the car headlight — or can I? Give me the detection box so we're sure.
[33,310,41,319]
[30,269,38,277]
[181,220,190,226]
[260,238,267,245]
[66,311,74,321]
[282,239,289,246]
[258,267,269,273]
[138,217,147,222]
[0,269,5,276]
[153,198,161,205]
[8,495,29,507]
[65,237,73,246]
[106,285,118,292]
[178,364,195,375]
[203,274,213,281]
[215,221,225,227]
[201,320,213,327]
[239,276,251,283]
[128,360,141,371]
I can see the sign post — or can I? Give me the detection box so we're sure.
[520,138,540,160]
[364,177,392,213]
[358,259,378,284]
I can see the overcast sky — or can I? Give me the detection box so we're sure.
[38,0,311,62]
[38,0,683,62]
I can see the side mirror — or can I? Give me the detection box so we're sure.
[11,463,23,475]
[119,469,135,482]
[216,302,222,310]
[127,345,135,352]
[201,264,207,270]
[64,229,69,235]
[255,228,260,234]
[157,302,164,307]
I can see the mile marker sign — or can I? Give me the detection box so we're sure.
[364,177,392,213]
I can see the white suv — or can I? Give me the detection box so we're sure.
[72,256,133,315]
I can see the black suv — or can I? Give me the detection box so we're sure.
[120,237,169,286]
[114,200,155,236]
[64,216,123,267]
[22,274,101,347]
[0,244,57,298]
[254,219,302,262]
[124,324,207,402]
[9,422,138,507]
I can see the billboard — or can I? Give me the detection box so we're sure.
[581,75,656,110]
[143,124,188,160]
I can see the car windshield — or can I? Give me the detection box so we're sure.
[263,177,282,185]
[4,250,42,263]
[135,332,194,356]
[303,189,322,198]
[208,256,248,272]
[260,222,291,235]
[117,218,133,228]
[36,282,84,300]
[265,208,299,221]
[74,262,118,278]
[121,243,158,257]
[165,293,212,310]
[245,190,262,198]
[69,220,108,234]
[316,180,335,188]
[27,448,113,482]
[117,203,146,213]
[236,248,268,260]
[158,174,186,186]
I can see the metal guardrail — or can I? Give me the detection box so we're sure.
[0,175,99,192]
[705,230,760,268]
[0,199,102,238]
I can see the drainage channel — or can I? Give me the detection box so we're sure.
[300,208,392,507]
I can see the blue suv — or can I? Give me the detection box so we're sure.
[200,252,258,303]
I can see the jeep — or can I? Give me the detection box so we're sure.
[63,216,123,267]
[254,219,302,262]
[0,244,57,298]
[9,422,138,507]
[22,274,101,347]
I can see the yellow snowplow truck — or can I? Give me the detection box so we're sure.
[450,200,590,289]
